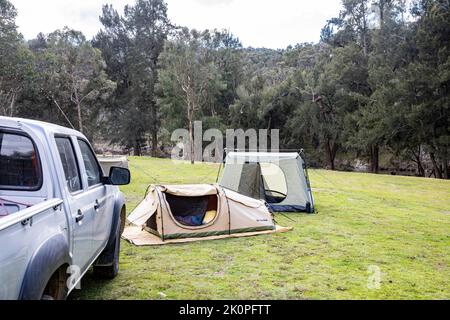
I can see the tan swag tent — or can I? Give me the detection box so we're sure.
[97,156,129,176]
[123,184,290,245]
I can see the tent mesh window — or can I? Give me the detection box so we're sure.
[260,163,288,204]
[165,194,218,227]
[145,210,158,232]
[238,163,263,199]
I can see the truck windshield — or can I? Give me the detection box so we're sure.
[0,131,42,190]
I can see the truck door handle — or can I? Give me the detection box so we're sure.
[94,200,100,212]
[75,210,84,223]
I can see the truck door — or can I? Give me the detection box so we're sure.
[76,139,114,255]
[55,137,94,273]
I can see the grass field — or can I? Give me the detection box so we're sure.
[70,157,450,300]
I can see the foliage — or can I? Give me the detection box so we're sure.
[157,28,239,162]
[35,28,115,136]
[0,0,30,116]
[94,0,171,154]
[0,0,448,177]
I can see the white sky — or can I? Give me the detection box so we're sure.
[11,0,343,49]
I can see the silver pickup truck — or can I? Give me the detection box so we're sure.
[0,116,130,300]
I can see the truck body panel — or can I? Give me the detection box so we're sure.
[0,116,128,300]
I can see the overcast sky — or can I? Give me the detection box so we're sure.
[11,0,343,49]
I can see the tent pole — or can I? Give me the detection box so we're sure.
[300,150,315,213]
[221,187,232,235]
[216,147,228,183]
[155,187,165,241]
[215,162,223,183]
[276,212,296,223]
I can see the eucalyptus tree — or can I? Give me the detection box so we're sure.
[94,0,171,155]
[28,28,115,138]
[157,28,226,163]
[320,0,391,173]
[406,0,450,178]
[0,0,33,116]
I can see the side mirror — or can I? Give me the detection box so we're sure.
[105,166,131,186]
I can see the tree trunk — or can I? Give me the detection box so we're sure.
[442,157,449,179]
[417,157,425,177]
[430,152,442,179]
[325,139,337,170]
[9,92,16,117]
[188,120,194,164]
[151,131,158,157]
[413,146,425,177]
[315,97,337,170]
[379,0,385,27]
[362,32,368,57]
[361,4,368,57]
[370,145,379,174]
[77,102,83,133]
[134,139,141,156]
[188,105,195,165]
[151,101,158,157]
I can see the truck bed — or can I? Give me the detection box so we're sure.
[0,198,62,231]
[0,196,48,217]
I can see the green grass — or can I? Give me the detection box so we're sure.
[70,157,450,300]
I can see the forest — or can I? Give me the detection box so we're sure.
[0,0,449,178]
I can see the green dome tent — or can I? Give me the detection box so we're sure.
[219,152,315,213]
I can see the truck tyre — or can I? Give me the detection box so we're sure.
[93,227,120,279]
[41,266,68,300]
[119,206,126,235]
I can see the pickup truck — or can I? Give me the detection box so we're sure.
[0,116,131,300]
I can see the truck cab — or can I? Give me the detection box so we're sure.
[0,116,130,300]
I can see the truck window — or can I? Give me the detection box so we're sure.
[0,131,42,190]
[55,137,82,193]
[77,139,102,187]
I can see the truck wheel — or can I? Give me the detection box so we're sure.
[93,229,120,279]
[41,267,68,300]
[119,206,126,235]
